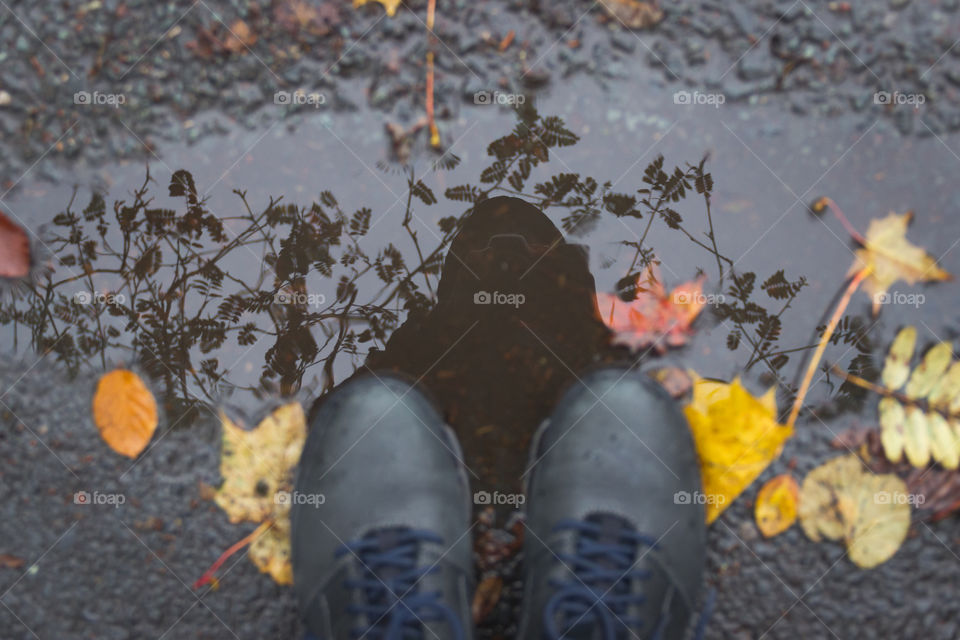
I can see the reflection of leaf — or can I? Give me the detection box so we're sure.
[847,212,951,314]
[214,403,306,584]
[92,369,158,458]
[755,474,799,538]
[0,209,30,279]
[683,375,792,523]
[798,454,910,569]
[596,264,705,353]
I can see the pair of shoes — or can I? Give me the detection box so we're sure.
[291,366,706,639]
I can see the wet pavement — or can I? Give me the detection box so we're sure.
[3,0,960,638]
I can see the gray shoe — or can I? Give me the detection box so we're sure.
[520,367,706,639]
[291,373,474,640]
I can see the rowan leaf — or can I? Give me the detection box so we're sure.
[878,397,906,464]
[881,326,916,391]
[903,406,931,468]
[928,413,960,470]
[904,342,953,400]
[928,361,960,411]
[683,375,792,524]
[91,369,158,458]
[754,474,799,538]
[847,212,951,314]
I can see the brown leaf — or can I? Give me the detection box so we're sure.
[0,209,30,279]
[599,0,664,29]
[0,554,25,569]
[222,20,257,54]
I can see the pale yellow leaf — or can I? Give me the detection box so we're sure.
[878,397,906,464]
[928,412,960,470]
[881,326,916,391]
[928,361,960,411]
[904,342,953,399]
[903,406,931,468]
[847,212,951,314]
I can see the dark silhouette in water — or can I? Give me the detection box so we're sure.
[358,196,620,503]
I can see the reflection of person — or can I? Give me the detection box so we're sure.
[293,197,709,638]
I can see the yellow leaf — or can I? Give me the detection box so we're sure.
[214,403,306,584]
[903,406,931,468]
[92,369,158,458]
[878,397,906,464]
[683,376,792,524]
[798,454,862,542]
[754,474,799,538]
[929,361,960,411]
[928,412,959,470]
[353,0,402,17]
[798,454,910,569]
[904,342,953,399]
[847,212,951,314]
[881,326,916,391]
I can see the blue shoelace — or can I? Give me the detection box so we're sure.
[544,515,712,640]
[335,527,465,640]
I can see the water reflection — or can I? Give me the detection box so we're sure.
[2,105,870,468]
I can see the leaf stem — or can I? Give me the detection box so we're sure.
[193,520,270,589]
[786,266,870,427]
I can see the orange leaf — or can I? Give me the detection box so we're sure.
[92,369,158,458]
[597,264,706,353]
[754,474,799,537]
[0,209,30,279]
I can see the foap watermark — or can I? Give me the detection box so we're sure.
[473,490,525,507]
[874,91,925,107]
[473,90,526,106]
[674,490,725,506]
[74,290,126,305]
[474,290,525,308]
[673,90,725,108]
[274,491,326,507]
[274,89,327,108]
[274,291,327,307]
[874,490,924,506]
[873,291,924,308]
[74,90,126,108]
[74,490,126,507]
[673,291,725,306]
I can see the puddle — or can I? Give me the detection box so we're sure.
[3,75,960,489]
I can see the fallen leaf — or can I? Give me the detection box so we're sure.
[92,369,158,458]
[472,575,503,624]
[599,0,664,29]
[798,454,910,569]
[0,554,25,569]
[755,474,799,537]
[0,209,30,279]
[597,264,706,353]
[353,0,402,17]
[880,326,916,390]
[222,19,257,54]
[273,0,339,36]
[213,402,306,584]
[648,367,693,399]
[877,328,960,469]
[683,375,792,523]
[847,212,951,314]
[904,342,953,399]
